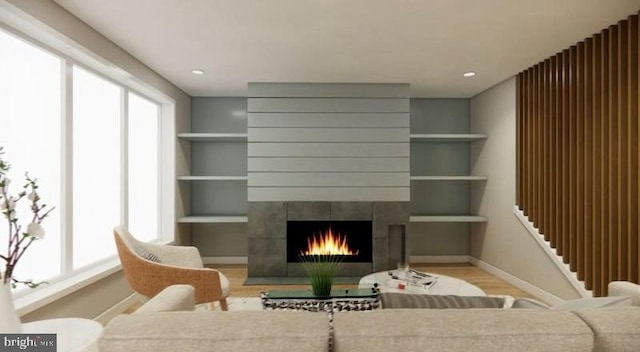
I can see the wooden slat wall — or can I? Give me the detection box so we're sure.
[516,13,640,296]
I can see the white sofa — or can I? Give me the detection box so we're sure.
[99,282,640,352]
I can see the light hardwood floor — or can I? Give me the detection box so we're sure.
[124,263,536,314]
[216,263,536,299]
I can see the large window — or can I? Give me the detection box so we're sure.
[127,93,159,242]
[0,29,62,282]
[72,67,123,269]
[0,28,163,287]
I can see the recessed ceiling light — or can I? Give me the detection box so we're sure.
[191,69,205,75]
[463,71,476,77]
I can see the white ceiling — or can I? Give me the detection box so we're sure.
[53,0,640,97]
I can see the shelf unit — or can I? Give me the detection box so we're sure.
[178,98,249,225]
[409,136,488,222]
[409,100,487,224]
[409,133,488,223]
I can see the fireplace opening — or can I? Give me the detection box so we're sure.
[286,221,373,263]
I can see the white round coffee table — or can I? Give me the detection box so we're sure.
[359,270,485,296]
[22,318,103,352]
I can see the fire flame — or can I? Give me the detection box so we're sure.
[301,227,359,256]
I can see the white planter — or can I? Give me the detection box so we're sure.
[0,282,22,333]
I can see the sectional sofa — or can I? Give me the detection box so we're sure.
[99,282,640,352]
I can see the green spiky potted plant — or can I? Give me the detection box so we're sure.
[299,254,343,297]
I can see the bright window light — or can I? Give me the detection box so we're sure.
[128,92,159,242]
[72,67,122,269]
[0,29,62,284]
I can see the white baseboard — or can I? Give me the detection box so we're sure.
[202,256,248,265]
[469,257,564,305]
[410,255,471,263]
[513,206,592,298]
[94,293,139,325]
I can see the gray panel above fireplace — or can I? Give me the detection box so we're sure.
[247,82,410,203]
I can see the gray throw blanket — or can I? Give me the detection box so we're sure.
[380,293,505,309]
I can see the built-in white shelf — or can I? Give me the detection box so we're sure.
[177,216,248,223]
[410,134,487,142]
[177,133,248,141]
[410,215,488,223]
[410,176,488,181]
[177,176,248,181]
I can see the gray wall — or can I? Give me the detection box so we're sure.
[247,83,410,202]
[3,0,192,320]
[469,77,581,299]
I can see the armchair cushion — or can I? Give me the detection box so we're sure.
[142,242,203,268]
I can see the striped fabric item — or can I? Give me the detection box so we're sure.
[380,293,505,309]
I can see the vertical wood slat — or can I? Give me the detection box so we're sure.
[631,15,640,283]
[618,20,629,281]
[584,38,594,290]
[569,45,578,272]
[576,42,585,280]
[515,12,640,296]
[562,49,571,263]
[638,14,640,286]
[531,65,540,228]
[539,63,545,229]
[517,72,528,212]
[555,53,564,253]
[526,68,534,218]
[601,29,611,295]
[549,56,557,248]
[538,61,547,236]
[609,25,620,282]
[545,58,552,241]
[532,64,537,220]
[522,69,527,215]
[593,33,603,296]
[539,62,545,234]
[525,69,529,214]
[517,73,522,208]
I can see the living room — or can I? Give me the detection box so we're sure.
[1,0,640,350]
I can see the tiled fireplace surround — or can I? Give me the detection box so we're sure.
[247,201,410,278]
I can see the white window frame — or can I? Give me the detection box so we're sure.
[0,7,176,315]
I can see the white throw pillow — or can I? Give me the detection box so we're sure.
[550,296,632,311]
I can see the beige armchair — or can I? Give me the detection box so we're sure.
[114,226,229,310]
